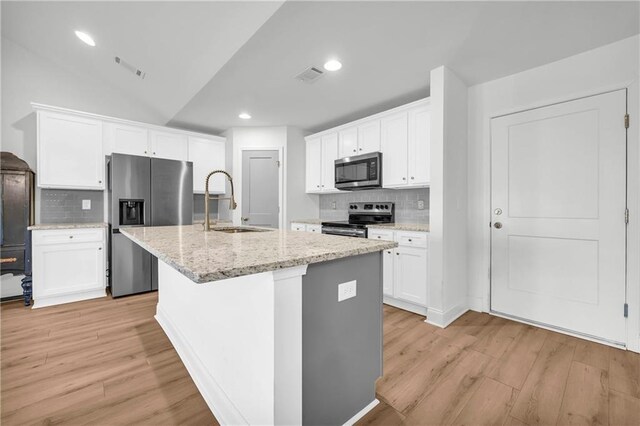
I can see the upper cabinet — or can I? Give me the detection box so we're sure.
[103,122,149,157]
[306,133,339,194]
[34,104,225,192]
[188,136,226,194]
[305,98,429,194]
[37,111,105,190]
[149,130,188,161]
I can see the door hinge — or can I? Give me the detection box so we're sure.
[624,113,629,129]
[625,208,630,224]
[624,303,629,318]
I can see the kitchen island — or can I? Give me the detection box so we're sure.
[120,224,396,426]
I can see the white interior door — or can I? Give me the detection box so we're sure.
[491,89,627,344]
[241,150,280,228]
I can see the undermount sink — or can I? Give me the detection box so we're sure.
[212,226,270,234]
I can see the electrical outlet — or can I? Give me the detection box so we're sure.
[338,280,357,302]
[82,200,91,210]
[417,200,425,210]
[331,201,337,210]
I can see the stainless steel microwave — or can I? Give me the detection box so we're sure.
[335,152,382,190]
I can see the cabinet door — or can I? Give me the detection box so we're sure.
[338,127,358,158]
[321,133,339,192]
[358,120,381,155]
[381,112,409,187]
[38,111,104,189]
[306,137,322,193]
[104,123,149,157]
[188,137,226,193]
[408,106,430,186]
[33,241,105,298]
[382,248,395,296]
[149,130,188,161]
[394,246,427,306]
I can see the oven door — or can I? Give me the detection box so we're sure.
[335,152,382,190]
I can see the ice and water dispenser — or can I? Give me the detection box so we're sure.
[119,200,144,226]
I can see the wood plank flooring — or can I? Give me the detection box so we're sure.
[2,294,638,425]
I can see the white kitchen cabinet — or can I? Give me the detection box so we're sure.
[188,136,226,194]
[368,229,428,315]
[37,111,105,190]
[338,127,358,158]
[291,223,307,232]
[32,228,106,308]
[381,112,409,187]
[357,120,381,154]
[305,137,322,192]
[104,122,149,157]
[408,105,430,186]
[321,133,339,192]
[149,130,188,161]
[394,246,428,306]
[305,133,339,194]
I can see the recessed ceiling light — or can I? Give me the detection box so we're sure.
[239,112,251,120]
[323,59,342,71]
[75,30,96,47]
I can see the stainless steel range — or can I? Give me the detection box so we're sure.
[322,202,394,238]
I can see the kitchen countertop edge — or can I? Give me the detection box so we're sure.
[28,222,108,231]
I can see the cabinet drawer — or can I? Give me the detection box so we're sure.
[291,223,307,232]
[307,224,322,234]
[33,228,104,246]
[368,229,394,241]
[396,231,428,248]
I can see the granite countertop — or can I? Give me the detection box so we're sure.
[291,219,323,225]
[120,224,397,284]
[28,222,108,231]
[366,223,430,232]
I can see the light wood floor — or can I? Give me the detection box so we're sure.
[1,294,638,425]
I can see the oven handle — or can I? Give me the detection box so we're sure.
[321,227,367,238]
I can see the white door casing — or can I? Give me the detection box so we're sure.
[490,89,627,344]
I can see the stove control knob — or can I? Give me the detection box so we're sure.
[375,205,380,209]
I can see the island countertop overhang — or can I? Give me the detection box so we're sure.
[119,224,397,283]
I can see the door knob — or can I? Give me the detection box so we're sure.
[494,208,503,215]
[494,222,503,229]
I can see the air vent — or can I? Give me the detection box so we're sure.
[115,56,146,79]
[295,66,324,84]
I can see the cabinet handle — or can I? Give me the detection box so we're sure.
[396,252,400,256]
[408,239,412,242]
[98,180,102,184]
[144,150,148,154]
[377,236,381,239]
[402,177,406,180]
[359,148,362,151]
[387,251,391,254]
[98,247,102,250]
[353,149,356,153]
[411,176,415,180]
[317,185,320,188]
[69,235,73,239]
[153,152,156,155]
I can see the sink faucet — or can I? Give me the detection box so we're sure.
[204,170,237,231]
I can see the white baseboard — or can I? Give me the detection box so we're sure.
[343,399,379,426]
[383,296,427,316]
[32,288,106,309]
[155,306,248,426]
[426,303,468,328]
[468,295,484,313]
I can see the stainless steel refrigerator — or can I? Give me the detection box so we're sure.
[107,153,193,297]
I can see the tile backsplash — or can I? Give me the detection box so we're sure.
[319,188,429,223]
[40,189,104,223]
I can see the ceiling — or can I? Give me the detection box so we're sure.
[1,1,284,123]
[3,1,639,134]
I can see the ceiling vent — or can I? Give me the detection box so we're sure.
[115,56,146,79]
[295,67,324,84]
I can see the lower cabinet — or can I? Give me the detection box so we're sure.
[369,229,428,315]
[290,223,321,233]
[32,228,107,308]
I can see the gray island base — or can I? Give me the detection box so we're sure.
[120,225,394,425]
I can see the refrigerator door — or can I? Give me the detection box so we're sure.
[110,154,151,229]
[151,158,193,226]
[110,232,152,297]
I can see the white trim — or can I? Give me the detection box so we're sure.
[155,306,249,426]
[383,297,427,316]
[32,288,106,309]
[482,82,640,352]
[468,295,484,313]
[342,399,379,426]
[31,102,225,140]
[426,303,468,328]
[236,146,285,230]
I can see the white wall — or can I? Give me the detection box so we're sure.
[467,35,640,350]
[428,66,469,327]
[286,127,319,224]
